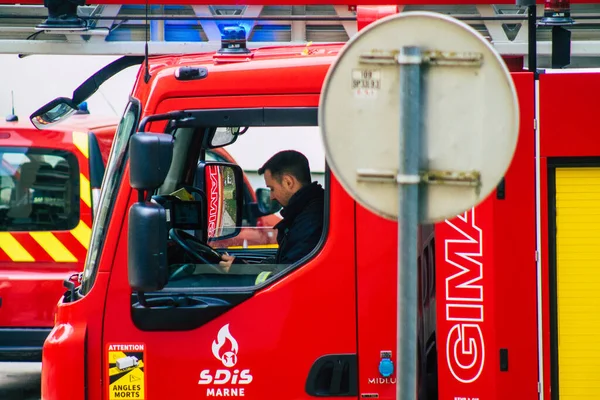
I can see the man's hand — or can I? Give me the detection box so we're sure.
[219,253,235,273]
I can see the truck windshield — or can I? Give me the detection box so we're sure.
[0,148,79,231]
[80,99,140,295]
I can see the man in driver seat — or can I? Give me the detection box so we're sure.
[219,150,324,282]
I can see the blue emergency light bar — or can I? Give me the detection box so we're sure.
[219,24,251,54]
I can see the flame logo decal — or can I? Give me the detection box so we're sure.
[212,324,239,368]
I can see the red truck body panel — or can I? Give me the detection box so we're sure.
[433,72,538,400]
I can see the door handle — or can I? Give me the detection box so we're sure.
[305,354,357,397]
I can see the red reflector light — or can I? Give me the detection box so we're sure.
[544,0,570,13]
[0,132,10,139]
[540,0,574,25]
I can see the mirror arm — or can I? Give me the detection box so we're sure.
[71,56,145,105]
[172,117,198,129]
[137,291,149,308]
[138,111,190,132]
[137,190,152,203]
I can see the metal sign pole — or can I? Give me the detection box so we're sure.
[397,45,422,400]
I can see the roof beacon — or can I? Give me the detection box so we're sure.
[539,0,575,25]
[218,25,251,55]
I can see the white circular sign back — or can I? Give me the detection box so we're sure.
[319,11,520,223]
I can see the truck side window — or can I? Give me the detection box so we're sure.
[165,126,327,289]
[0,149,79,231]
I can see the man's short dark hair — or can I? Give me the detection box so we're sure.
[258,150,311,186]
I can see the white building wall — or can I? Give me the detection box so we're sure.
[0,55,136,121]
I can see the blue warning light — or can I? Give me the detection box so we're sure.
[218,24,251,54]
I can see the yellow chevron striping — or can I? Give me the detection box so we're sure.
[0,233,34,262]
[72,131,89,159]
[71,220,91,250]
[80,174,91,208]
[30,232,77,262]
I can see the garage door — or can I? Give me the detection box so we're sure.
[555,166,600,399]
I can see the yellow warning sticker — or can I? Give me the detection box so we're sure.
[170,187,195,201]
[107,343,146,399]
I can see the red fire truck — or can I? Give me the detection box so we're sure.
[0,112,117,362]
[4,0,599,399]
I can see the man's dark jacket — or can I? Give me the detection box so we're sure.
[231,181,324,275]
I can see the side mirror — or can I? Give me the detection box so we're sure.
[30,97,79,130]
[208,127,240,148]
[256,188,282,216]
[197,161,243,241]
[127,132,173,294]
[129,133,174,191]
[29,57,145,130]
[128,202,168,292]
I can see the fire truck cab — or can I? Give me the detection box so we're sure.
[39,40,366,400]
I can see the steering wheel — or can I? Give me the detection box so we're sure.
[169,228,223,274]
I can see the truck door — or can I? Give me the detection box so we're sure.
[100,97,358,400]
